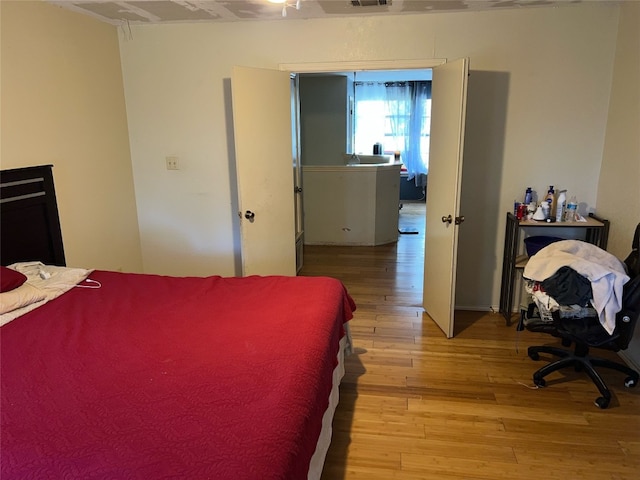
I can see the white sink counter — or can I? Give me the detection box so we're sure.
[345,161,403,168]
[304,162,402,171]
[302,163,402,246]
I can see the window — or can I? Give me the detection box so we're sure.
[354,81,431,179]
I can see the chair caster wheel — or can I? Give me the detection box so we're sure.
[594,396,610,409]
[533,376,546,388]
[624,376,638,388]
[529,351,540,361]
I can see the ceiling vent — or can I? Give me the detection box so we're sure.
[351,0,390,6]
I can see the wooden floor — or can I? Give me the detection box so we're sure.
[300,203,640,480]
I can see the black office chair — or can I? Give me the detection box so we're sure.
[524,224,640,409]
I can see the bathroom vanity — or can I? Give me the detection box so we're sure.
[302,160,402,246]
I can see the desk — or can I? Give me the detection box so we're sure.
[499,212,609,325]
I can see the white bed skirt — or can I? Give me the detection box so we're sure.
[307,323,352,479]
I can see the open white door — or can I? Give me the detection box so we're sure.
[422,58,469,338]
[231,66,296,276]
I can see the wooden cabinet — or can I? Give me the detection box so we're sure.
[499,212,609,325]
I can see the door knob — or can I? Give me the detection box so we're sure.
[441,215,452,224]
[455,215,465,225]
[244,210,255,221]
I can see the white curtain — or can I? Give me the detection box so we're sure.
[384,83,411,164]
[352,81,387,156]
[354,81,431,182]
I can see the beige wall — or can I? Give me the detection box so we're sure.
[2,1,631,310]
[597,1,640,259]
[1,1,142,272]
[119,3,620,301]
[597,1,640,368]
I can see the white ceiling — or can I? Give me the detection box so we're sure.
[48,0,585,25]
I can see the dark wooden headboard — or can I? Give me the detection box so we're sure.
[1,165,66,266]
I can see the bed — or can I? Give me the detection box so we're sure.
[0,165,355,480]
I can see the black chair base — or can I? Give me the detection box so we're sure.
[528,344,639,409]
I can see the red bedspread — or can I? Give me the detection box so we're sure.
[1,272,355,480]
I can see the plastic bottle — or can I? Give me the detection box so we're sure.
[555,190,566,222]
[524,187,532,205]
[545,186,556,221]
[566,196,578,222]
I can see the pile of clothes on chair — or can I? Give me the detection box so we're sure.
[519,227,639,408]
[522,239,629,339]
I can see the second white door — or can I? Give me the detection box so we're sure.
[231,66,296,276]
[422,58,469,338]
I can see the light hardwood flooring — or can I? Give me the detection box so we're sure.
[300,203,640,480]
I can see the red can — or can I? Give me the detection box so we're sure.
[517,203,527,220]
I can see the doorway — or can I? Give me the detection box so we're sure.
[281,59,468,337]
[297,69,432,245]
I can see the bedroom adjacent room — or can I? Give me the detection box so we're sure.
[2,1,639,479]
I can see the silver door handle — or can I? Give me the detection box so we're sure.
[441,215,452,224]
[244,210,255,221]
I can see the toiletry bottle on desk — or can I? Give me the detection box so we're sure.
[524,187,532,205]
[541,202,550,221]
[555,190,567,222]
[545,186,556,221]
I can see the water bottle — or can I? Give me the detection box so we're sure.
[566,196,578,222]
[524,187,532,205]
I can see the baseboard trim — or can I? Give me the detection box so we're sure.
[455,305,494,312]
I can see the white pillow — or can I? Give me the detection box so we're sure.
[8,262,93,296]
[1,262,94,327]
[0,283,46,315]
